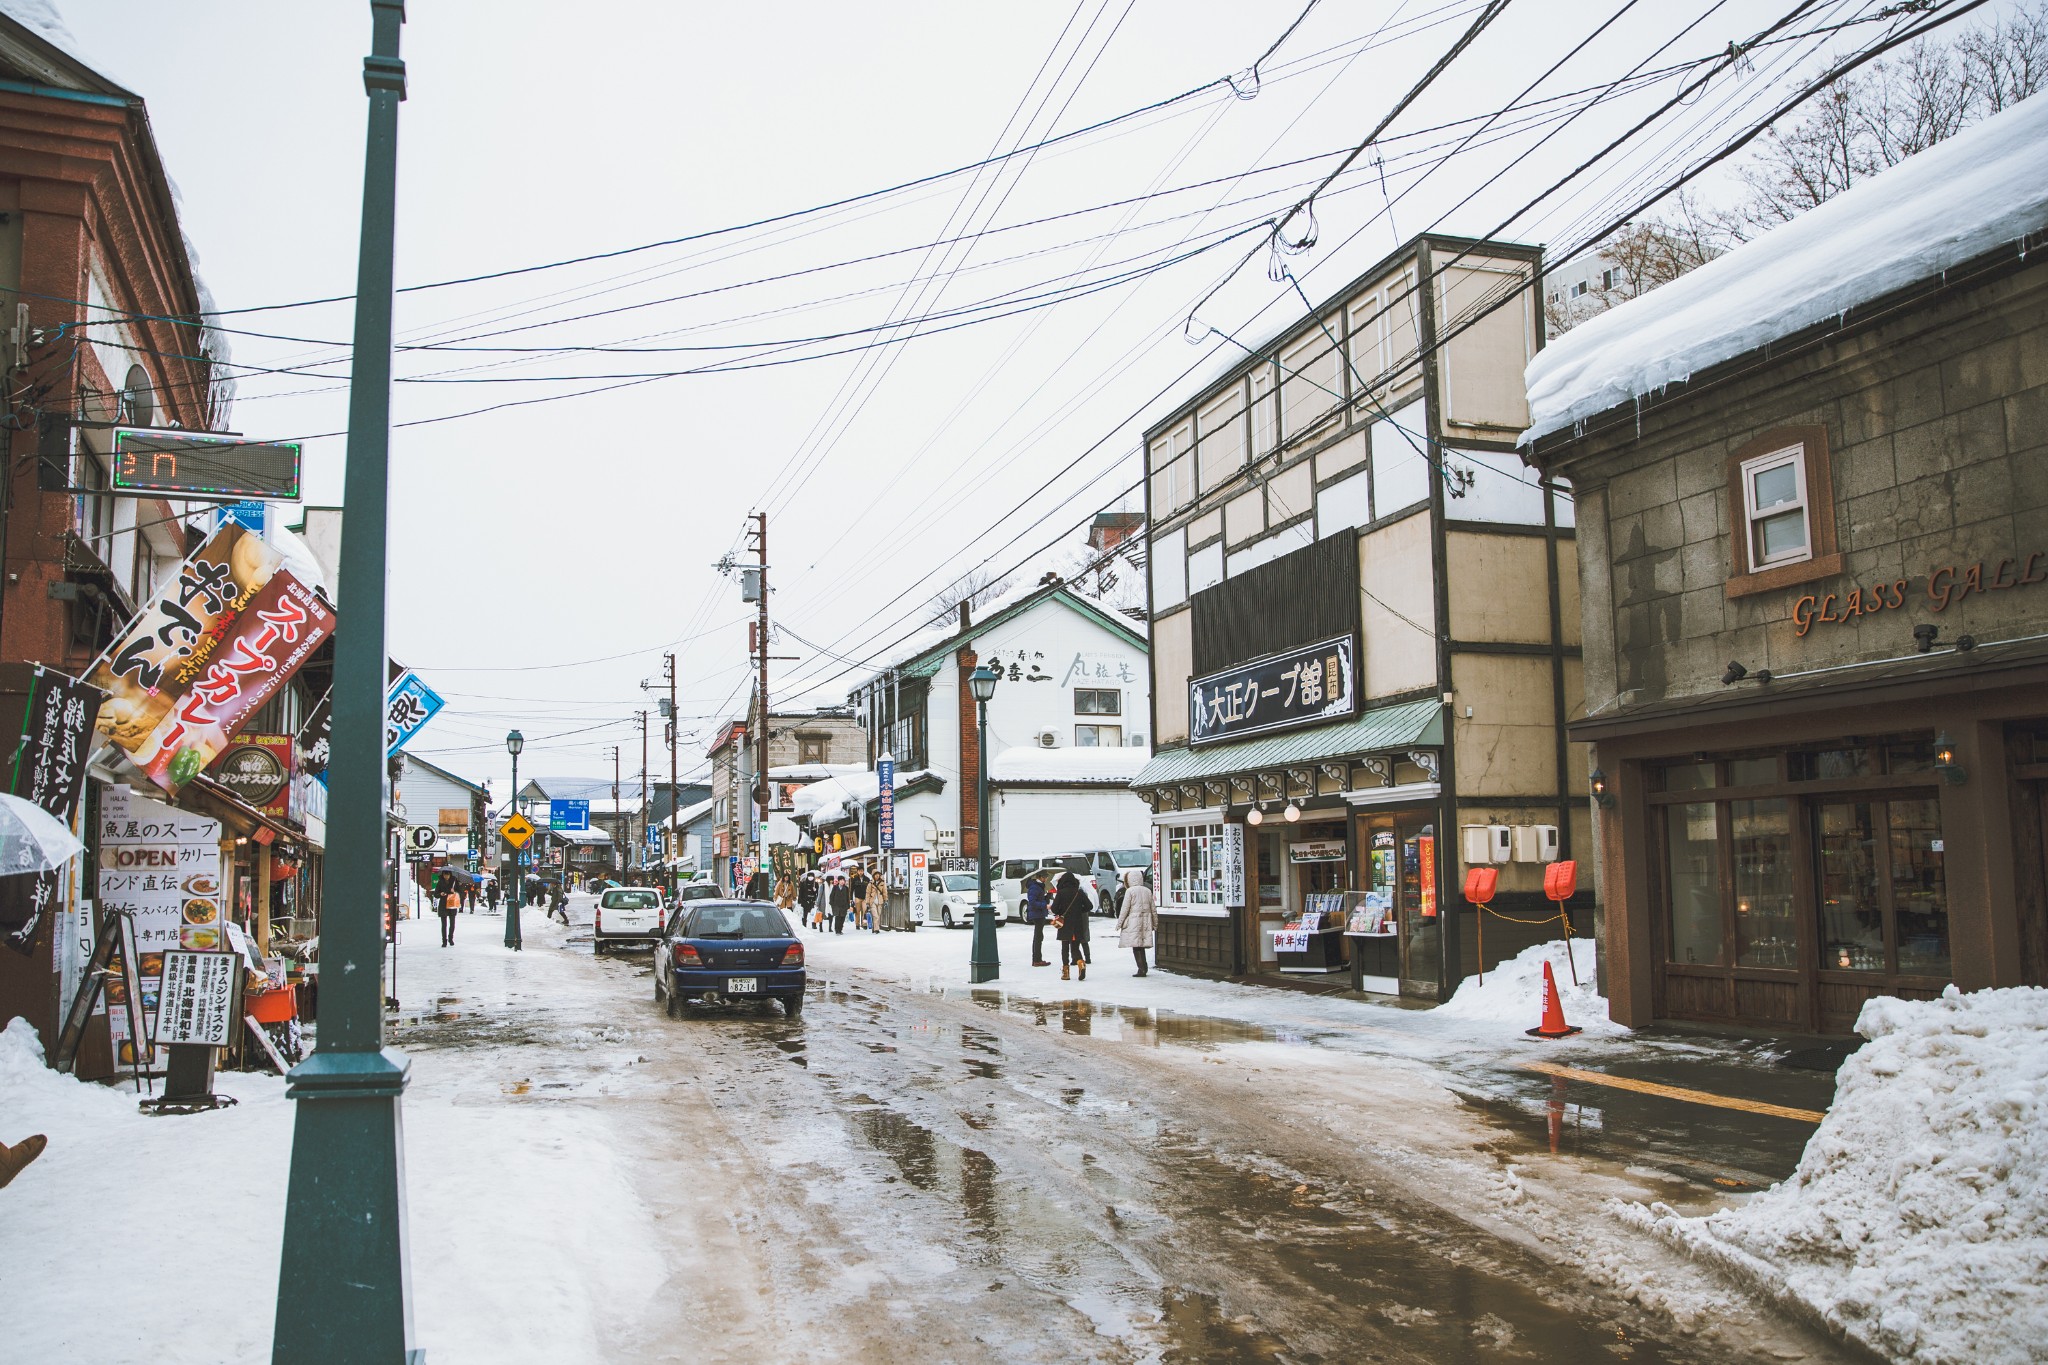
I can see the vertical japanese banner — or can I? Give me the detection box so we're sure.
[97,784,224,1066]
[1221,822,1247,908]
[385,670,444,755]
[87,523,335,793]
[876,755,895,850]
[1418,834,1437,918]
[0,666,105,953]
[906,850,928,924]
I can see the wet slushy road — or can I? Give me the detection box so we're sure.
[389,914,1856,1363]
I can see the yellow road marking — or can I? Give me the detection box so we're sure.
[1520,1060,1827,1124]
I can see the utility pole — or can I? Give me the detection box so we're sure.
[665,653,679,876]
[274,3,414,1361]
[747,511,769,892]
[636,709,649,873]
[608,744,620,876]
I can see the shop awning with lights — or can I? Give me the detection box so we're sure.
[1132,697,1443,790]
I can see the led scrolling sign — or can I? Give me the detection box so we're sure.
[111,428,302,502]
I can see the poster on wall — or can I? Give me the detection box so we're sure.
[154,950,239,1047]
[1220,823,1246,908]
[87,523,335,794]
[0,665,105,953]
[97,784,225,1067]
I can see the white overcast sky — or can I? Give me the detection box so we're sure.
[36,0,2019,799]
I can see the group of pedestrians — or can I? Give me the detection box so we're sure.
[781,865,886,934]
[1022,867,1157,978]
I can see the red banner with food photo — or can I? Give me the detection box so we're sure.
[87,524,335,794]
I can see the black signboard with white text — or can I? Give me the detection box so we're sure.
[1189,635,1356,747]
[0,666,104,951]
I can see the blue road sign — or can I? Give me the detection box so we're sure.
[549,799,590,831]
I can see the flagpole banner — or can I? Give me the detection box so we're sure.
[385,670,445,756]
[87,523,335,794]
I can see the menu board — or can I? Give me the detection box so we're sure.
[97,786,224,1063]
[155,950,238,1047]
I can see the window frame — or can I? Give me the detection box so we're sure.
[1074,688,1121,716]
[1739,444,1811,570]
[1724,425,1842,598]
[1074,723,1122,748]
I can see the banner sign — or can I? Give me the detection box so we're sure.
[154,950,238,1047]
[385,671,444,756]
[1221,822,1246,907]
[1288,839,1346,864]
[906,849,929,925]
[0,666,104,952]
[89,524,334,793]
[211,733,293,818]
[548,799,589,831]
[876,756,895,849]
[1189,635,1356,747]
[1272,928,1314,953]
[298,688,331,786]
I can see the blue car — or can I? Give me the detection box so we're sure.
[654,899,806,1018]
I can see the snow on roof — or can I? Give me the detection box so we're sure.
[792,767,937,826]
[551,827,611,846]
[675,797,714,827]
[1524,91,2048,443]
[767,762,865,783]
[989,744,1150,785]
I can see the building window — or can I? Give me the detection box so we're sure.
[1074,724,1122,747]
[1739,444,1810,568]
[1570,281,1587,298]
[798,735,827,764]
[1075,688,1121,716]
[1724,425,1840,596]
[1600,268,1617,290]
[1166,824,1226,907]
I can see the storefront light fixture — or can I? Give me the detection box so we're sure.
[1282,801,1301,823]
[1933,731,1967,785]
[1245,804,1264,826]
[1590,768,1614,809]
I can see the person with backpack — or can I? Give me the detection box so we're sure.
[1052,871,1090,981]
[1023,870,1053,966]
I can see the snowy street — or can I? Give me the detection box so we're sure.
[10,904,1863,1364]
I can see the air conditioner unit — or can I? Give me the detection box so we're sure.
[1036,730,1059,748]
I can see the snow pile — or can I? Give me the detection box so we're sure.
[792,767,935,824]
[1647,985,2048,1364]
[988,743,1150,784]
[1524,90,2048,441]
[1435,939,1624,1036]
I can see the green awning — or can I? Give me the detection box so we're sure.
[1132,697,1443,788]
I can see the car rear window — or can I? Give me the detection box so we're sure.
[679,885,719,900]
[602,889,662,909]
[685,905,792,938]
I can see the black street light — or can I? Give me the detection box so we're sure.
[505,728,524,950]
[968,664,1000,983]
[273,4,416,1360]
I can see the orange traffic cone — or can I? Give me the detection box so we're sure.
[1525,961,1582,1039]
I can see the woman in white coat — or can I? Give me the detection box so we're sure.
[1116,868,1157,977]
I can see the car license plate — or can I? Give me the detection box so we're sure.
[727,978,758,994]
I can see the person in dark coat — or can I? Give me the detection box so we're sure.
[1052,871,1091,981]
[828,874,853,934]
[436,877,460,947]
[797,870,820,928]
[1023,871,1054,966]
[485,877,501,914]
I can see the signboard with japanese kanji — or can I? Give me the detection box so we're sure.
[154,950,238,1047]
[98,784,225,956]
[87,523,335,793]
[1188,635,1356,747]
[385,670,444,756]
[0,666,104,953]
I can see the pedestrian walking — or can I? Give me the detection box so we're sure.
[486,877,501,913]
[437,884,460,946]
[1052,871,1090,981]
[1115,868,1156,976]
[797,870,820,928]
[774,873,795,910]
[1023,870,1053,965]
[862,868,886,933]
[828,874,853,934]
[848,865,871,931]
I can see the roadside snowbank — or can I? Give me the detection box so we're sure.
[1436,939,1626,1037]
[1641,985,2048,1364]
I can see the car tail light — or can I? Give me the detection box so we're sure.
[594,908,602,933]
[673,943,702,968]
[780,942,804,967]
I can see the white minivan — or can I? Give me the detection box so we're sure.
[592,886,667,953]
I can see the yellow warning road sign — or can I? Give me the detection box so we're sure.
[501,813,535,848]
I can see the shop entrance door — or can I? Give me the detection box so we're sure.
[1396,816,1440,993]
[1809,793,1951,1031]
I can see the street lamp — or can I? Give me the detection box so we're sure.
[274,4,416,1360]
[505,729,525,950]
[968,664,1000,983]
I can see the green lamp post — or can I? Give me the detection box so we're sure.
[968,664,1000,983]
[504,729,524,950]
[273,3,417,1360]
